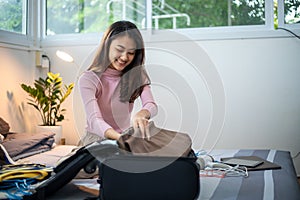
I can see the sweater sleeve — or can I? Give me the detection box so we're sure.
[140,85,158,118]
[78,71,112,138]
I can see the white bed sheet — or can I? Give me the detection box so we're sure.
[16,145,78,167]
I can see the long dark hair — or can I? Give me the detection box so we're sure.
[88,21,150,103]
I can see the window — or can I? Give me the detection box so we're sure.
[0,1,299,47]
[151,0,265,30]
[46,0,268,35]
[0,0,27,34]
[46,0,146,35]
[276,0,300,30]
[283,0,300,25]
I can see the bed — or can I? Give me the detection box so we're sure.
[0,132,299,199]
[198,149,300,200]
[47,149,299,200]
[0,131,91,199]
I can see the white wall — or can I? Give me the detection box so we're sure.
[1,34,299,175]
[0,47,46,133]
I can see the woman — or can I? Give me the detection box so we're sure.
[78,21,158,145]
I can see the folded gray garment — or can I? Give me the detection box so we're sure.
[2,132,55,160]
[117,121,192,157]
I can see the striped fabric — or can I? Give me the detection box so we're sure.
[198,149,300,200]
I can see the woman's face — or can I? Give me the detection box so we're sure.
[108,35,137,71]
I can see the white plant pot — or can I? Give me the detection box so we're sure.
[36,125,62,144]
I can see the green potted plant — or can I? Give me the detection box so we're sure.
[21,72,74,143]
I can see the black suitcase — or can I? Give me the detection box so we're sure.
[24,139,199,200]
[98,152,200,200]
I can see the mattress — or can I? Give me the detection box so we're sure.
[199,149,300,200]
[6,148,300,200]
[46,149,300,200]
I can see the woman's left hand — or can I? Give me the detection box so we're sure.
[132,109,151,139]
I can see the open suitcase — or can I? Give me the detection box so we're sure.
[24,143,200,200]
[24,123,200,199]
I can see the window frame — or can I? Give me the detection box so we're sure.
[0,0,34,49]
[0,0,299,49]
[40,0,286,47]
[277,0,300,29]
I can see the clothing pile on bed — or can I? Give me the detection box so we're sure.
[0,117,55,162]
[0,117,56,199]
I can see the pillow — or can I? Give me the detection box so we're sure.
[0,117,10,135]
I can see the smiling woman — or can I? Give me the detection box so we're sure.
[77,21,158,145]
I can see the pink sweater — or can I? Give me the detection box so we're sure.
[78,68,158,138]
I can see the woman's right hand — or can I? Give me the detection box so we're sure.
[132,109,151,140]
[104,128,121,140]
